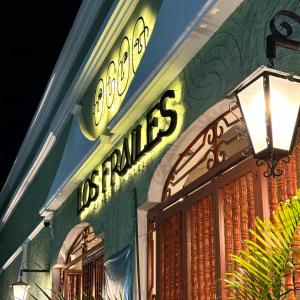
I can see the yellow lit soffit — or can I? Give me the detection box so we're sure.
[79,2,158,140]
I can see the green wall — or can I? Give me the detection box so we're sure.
[26,228,52,299]
[0,120,72,268]
[1,0,300,297]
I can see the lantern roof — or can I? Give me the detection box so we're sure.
[229,65,300,97]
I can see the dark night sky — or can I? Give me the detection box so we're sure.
[0,1,82,191]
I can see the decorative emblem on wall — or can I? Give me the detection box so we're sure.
[93,79,105,126]
[92,16,151,133]
[106,61,116,109]
[162,107,249,201]
[118,37,130,96]
[132,17,149,73]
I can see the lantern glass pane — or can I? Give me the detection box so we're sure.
[13,284,29,300]
[269,76,300,152]
[238,76,268,155]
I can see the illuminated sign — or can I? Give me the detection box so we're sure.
[89,5,157,139]
[78,90,178,214]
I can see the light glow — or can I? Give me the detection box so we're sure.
[80,79,184,220]
[238,77,268,155]
[12,281,29,300]
[270,76,300,152]
[87,2,158,139]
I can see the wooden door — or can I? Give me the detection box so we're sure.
[158,208,183,300]
[94,253,104,300]
[215,159,264,299]
[82,260,94,299]
[186,193,216,300]
[157,183,216,300]
[150,158,265,299]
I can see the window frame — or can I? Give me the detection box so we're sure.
[60,226,104,300]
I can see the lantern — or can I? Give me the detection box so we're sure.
[234,66,300,177]
[11,279,29,300]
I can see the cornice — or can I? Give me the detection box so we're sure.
[0,0,104,200]
[0,0,138,226]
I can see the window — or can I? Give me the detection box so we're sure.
[147,107,300,299]
[61,226,104,300]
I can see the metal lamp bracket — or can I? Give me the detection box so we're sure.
[266,10,300,67]
[20,268,50,276]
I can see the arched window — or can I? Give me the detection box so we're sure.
[147,107,300,299]
[60,225,103,300]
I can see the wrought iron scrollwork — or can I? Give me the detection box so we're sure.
[267,10,300,67]
[162,107,249,201]
[205,115,238,170]
[256,155,290,178]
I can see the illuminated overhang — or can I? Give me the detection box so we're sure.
[39,134,119,217]
[109,0,242,135]
[39,114,102,216]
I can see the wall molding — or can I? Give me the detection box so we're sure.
[0,0,138,226]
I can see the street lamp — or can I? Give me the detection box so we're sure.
[11,278,29,300]
[11,267,50,300]
[231,10,300,177]
[233,66,300,177]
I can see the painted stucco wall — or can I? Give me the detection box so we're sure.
[1,0,300,297]
[0,120,72,268]
[58,0,300,266]
[26,229,52,299]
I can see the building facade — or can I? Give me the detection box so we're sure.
[0,0,300,299]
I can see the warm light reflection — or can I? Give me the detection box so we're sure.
[270,91,294,151]
[88,3,158,139]
[238,77,268,155]
[270,76,300,152]
[12,282,29,300]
